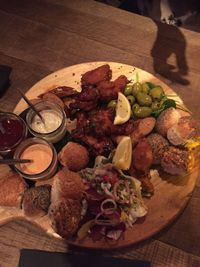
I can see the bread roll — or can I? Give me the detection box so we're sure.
[0,172,27,207]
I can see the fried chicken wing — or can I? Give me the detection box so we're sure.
[81,64,112,87]
[40,86,78,99]
[69,100,98,112]
[97,75,128,102]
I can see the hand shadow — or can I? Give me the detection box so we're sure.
[151,20,190,85]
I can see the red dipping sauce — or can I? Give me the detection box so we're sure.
[0,112,27,154]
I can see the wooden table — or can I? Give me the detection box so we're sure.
[0,0,200,266]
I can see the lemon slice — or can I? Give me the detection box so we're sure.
[114,92,131,125]
[112,136,132,170]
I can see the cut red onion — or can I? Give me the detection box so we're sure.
[95,212,119,226]
[100,198,117,215]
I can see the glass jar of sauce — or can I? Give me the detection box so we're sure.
[14,137,58,180]
[26,101,66,143]
[0,112,27,155]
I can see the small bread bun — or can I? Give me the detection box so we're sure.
[51,167,85,203]
[48,198,81,239]
[0,172,27,207]
[156,108,181,137]
[147,133,169,164]
[161,147,189,175]
[22,185,51,217]
[58,142,89,171]
[167,116,198,146]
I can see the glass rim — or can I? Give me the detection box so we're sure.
[26,100,66,136]
[13,137,57,180]
[0,112,27,152]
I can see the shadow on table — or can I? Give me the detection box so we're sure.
[151,20,190,85]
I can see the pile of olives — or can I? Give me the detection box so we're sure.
[108,81,165,118]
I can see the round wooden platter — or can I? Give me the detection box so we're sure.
[0,62,199,249]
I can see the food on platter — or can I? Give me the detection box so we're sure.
[147,133,169,164]
[167,116,197,146]
[26,101,66,143]
[0,63,199,245]
[155,107,181,137]
[22,185,51,217]
[0,112,27,155]
[58,142,89,171]
[51,167,85,203]
[161,146,189,175]
[0,172,27,207]
[41,92,65,109]
[48,198,82,239]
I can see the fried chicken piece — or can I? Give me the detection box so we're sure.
[74,88,99,102]
[48,198,81,239]
[58,142,89,171]
[69,100,98,111]
[114,75,129,91]
[72,133,114,157]
[81,64,112,86]
[39,86,78,99]
[132,138,153,172]
[139,174,154,196]
[69,88,99,112]
[88,108,126,136]
[51,167,85,203]
[76,111,88,130]
[97,75,128,102]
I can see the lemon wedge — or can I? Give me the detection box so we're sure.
[112,136,132,170]
[114,92,131,125]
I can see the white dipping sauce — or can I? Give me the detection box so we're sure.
[31,109,62,133]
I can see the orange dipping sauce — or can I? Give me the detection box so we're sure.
[20,144,53,174]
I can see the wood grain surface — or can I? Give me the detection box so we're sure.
[0,0,200,266]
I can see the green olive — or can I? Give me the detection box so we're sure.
[124,85,133,96]
[141,83,150,94]
[132,103,140,112]
[127,95,135,105]
[149,86,164,100]
[132,82,142,96]
[151,101,162,111]
[136,92,152,106]
[107,100,117,108]
[133,106,152,118]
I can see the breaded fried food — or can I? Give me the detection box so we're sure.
[97,75,128,102]
[40,86,78,99]
[48,198,81,239]
[81,64,112,86]
[161,146,189,175]
[132,138,153,172]
[0,172,27,207]
[22,185,51,217]
[51,167,85,203]
[58,142,89,171]
[147,133,169,164]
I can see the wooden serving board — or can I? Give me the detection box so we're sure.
[0,62,199,249]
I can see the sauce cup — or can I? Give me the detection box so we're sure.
[14,137,58,180]
[0,112,27,156]
[26,101,66,143]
